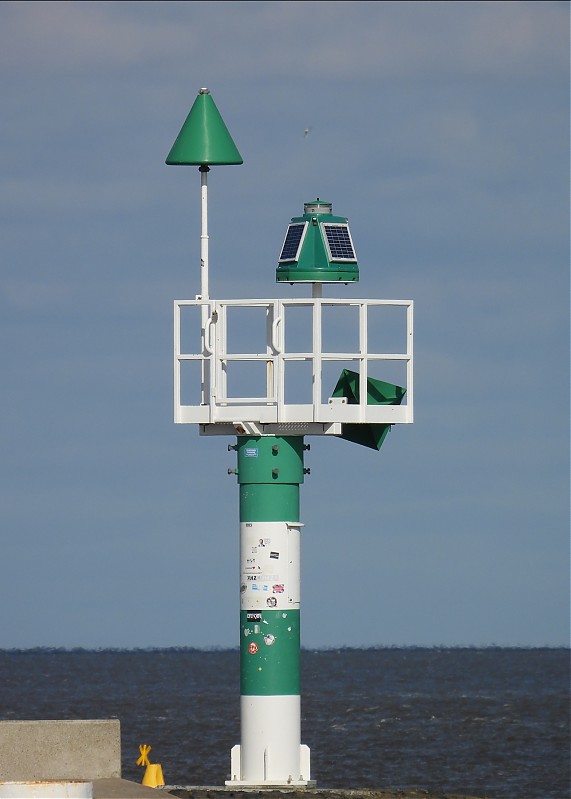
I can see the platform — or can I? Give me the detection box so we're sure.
[174,298,413,432]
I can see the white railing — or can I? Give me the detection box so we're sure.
[174,298,413,434]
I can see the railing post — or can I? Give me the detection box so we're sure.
[359,302,368,423]
[312,300,322,421]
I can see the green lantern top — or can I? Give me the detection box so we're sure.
[166,88,243,166]
[276,198,359,283]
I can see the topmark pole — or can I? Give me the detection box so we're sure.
[199,163,209,300]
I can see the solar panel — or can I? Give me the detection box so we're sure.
[279,223,306,262]
[322,224,356,261]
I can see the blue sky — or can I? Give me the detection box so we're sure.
[0,1,568,648]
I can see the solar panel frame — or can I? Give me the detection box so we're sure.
[278,222,308,262]
[321,223,357,262]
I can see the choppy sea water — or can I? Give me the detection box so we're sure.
[0,648,568,799]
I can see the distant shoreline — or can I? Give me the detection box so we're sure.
[1,645,569,653]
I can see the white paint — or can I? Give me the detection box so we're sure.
[240,522,300,610]
[226,697,312,786]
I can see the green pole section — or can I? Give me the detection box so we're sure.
[237,436,304,696]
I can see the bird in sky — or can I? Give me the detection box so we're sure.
[303,127,312,138]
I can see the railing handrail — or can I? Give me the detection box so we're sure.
[174,297,413,430]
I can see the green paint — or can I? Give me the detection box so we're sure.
[240,609,300,695]
[240,484,299,523]
[237,436,305,485]
[332,369,406,406]
[237,437,303,521]
[166,90,243,166]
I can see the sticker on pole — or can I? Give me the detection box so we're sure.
[248,642,258,654]
[244,448,258,458]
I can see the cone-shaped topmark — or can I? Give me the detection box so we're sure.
[166,88,243,166]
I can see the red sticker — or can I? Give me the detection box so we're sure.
[248,642,258,655]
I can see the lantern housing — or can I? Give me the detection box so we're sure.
[276,199,359,283]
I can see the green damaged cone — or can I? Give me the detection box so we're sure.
[332,368,406,450]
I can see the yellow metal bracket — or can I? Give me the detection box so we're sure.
[136,744,151,767]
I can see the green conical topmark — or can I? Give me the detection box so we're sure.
[166,88,243,166]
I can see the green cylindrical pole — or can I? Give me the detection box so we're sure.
[227,435,311,785]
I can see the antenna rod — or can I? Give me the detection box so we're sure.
[200,165,209,299]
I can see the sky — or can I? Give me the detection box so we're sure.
[0,0,569,649]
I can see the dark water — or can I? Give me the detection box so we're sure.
[0,648,568,799]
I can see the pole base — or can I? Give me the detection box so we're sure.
[225,780,316,788]
[225,744,313,787]
[225,782,317,788]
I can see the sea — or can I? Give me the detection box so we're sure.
[0,648,568,799]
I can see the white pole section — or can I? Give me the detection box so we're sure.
[199,165,210,406]
[200,165,209,300]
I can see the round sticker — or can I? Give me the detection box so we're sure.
[248,642,258,655]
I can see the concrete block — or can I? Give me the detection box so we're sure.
[0,720,121,781]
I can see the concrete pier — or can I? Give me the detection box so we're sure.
[0,721,120,782]
[91,787,491,799]
[164,788,490,799]
[0,721,491,799]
